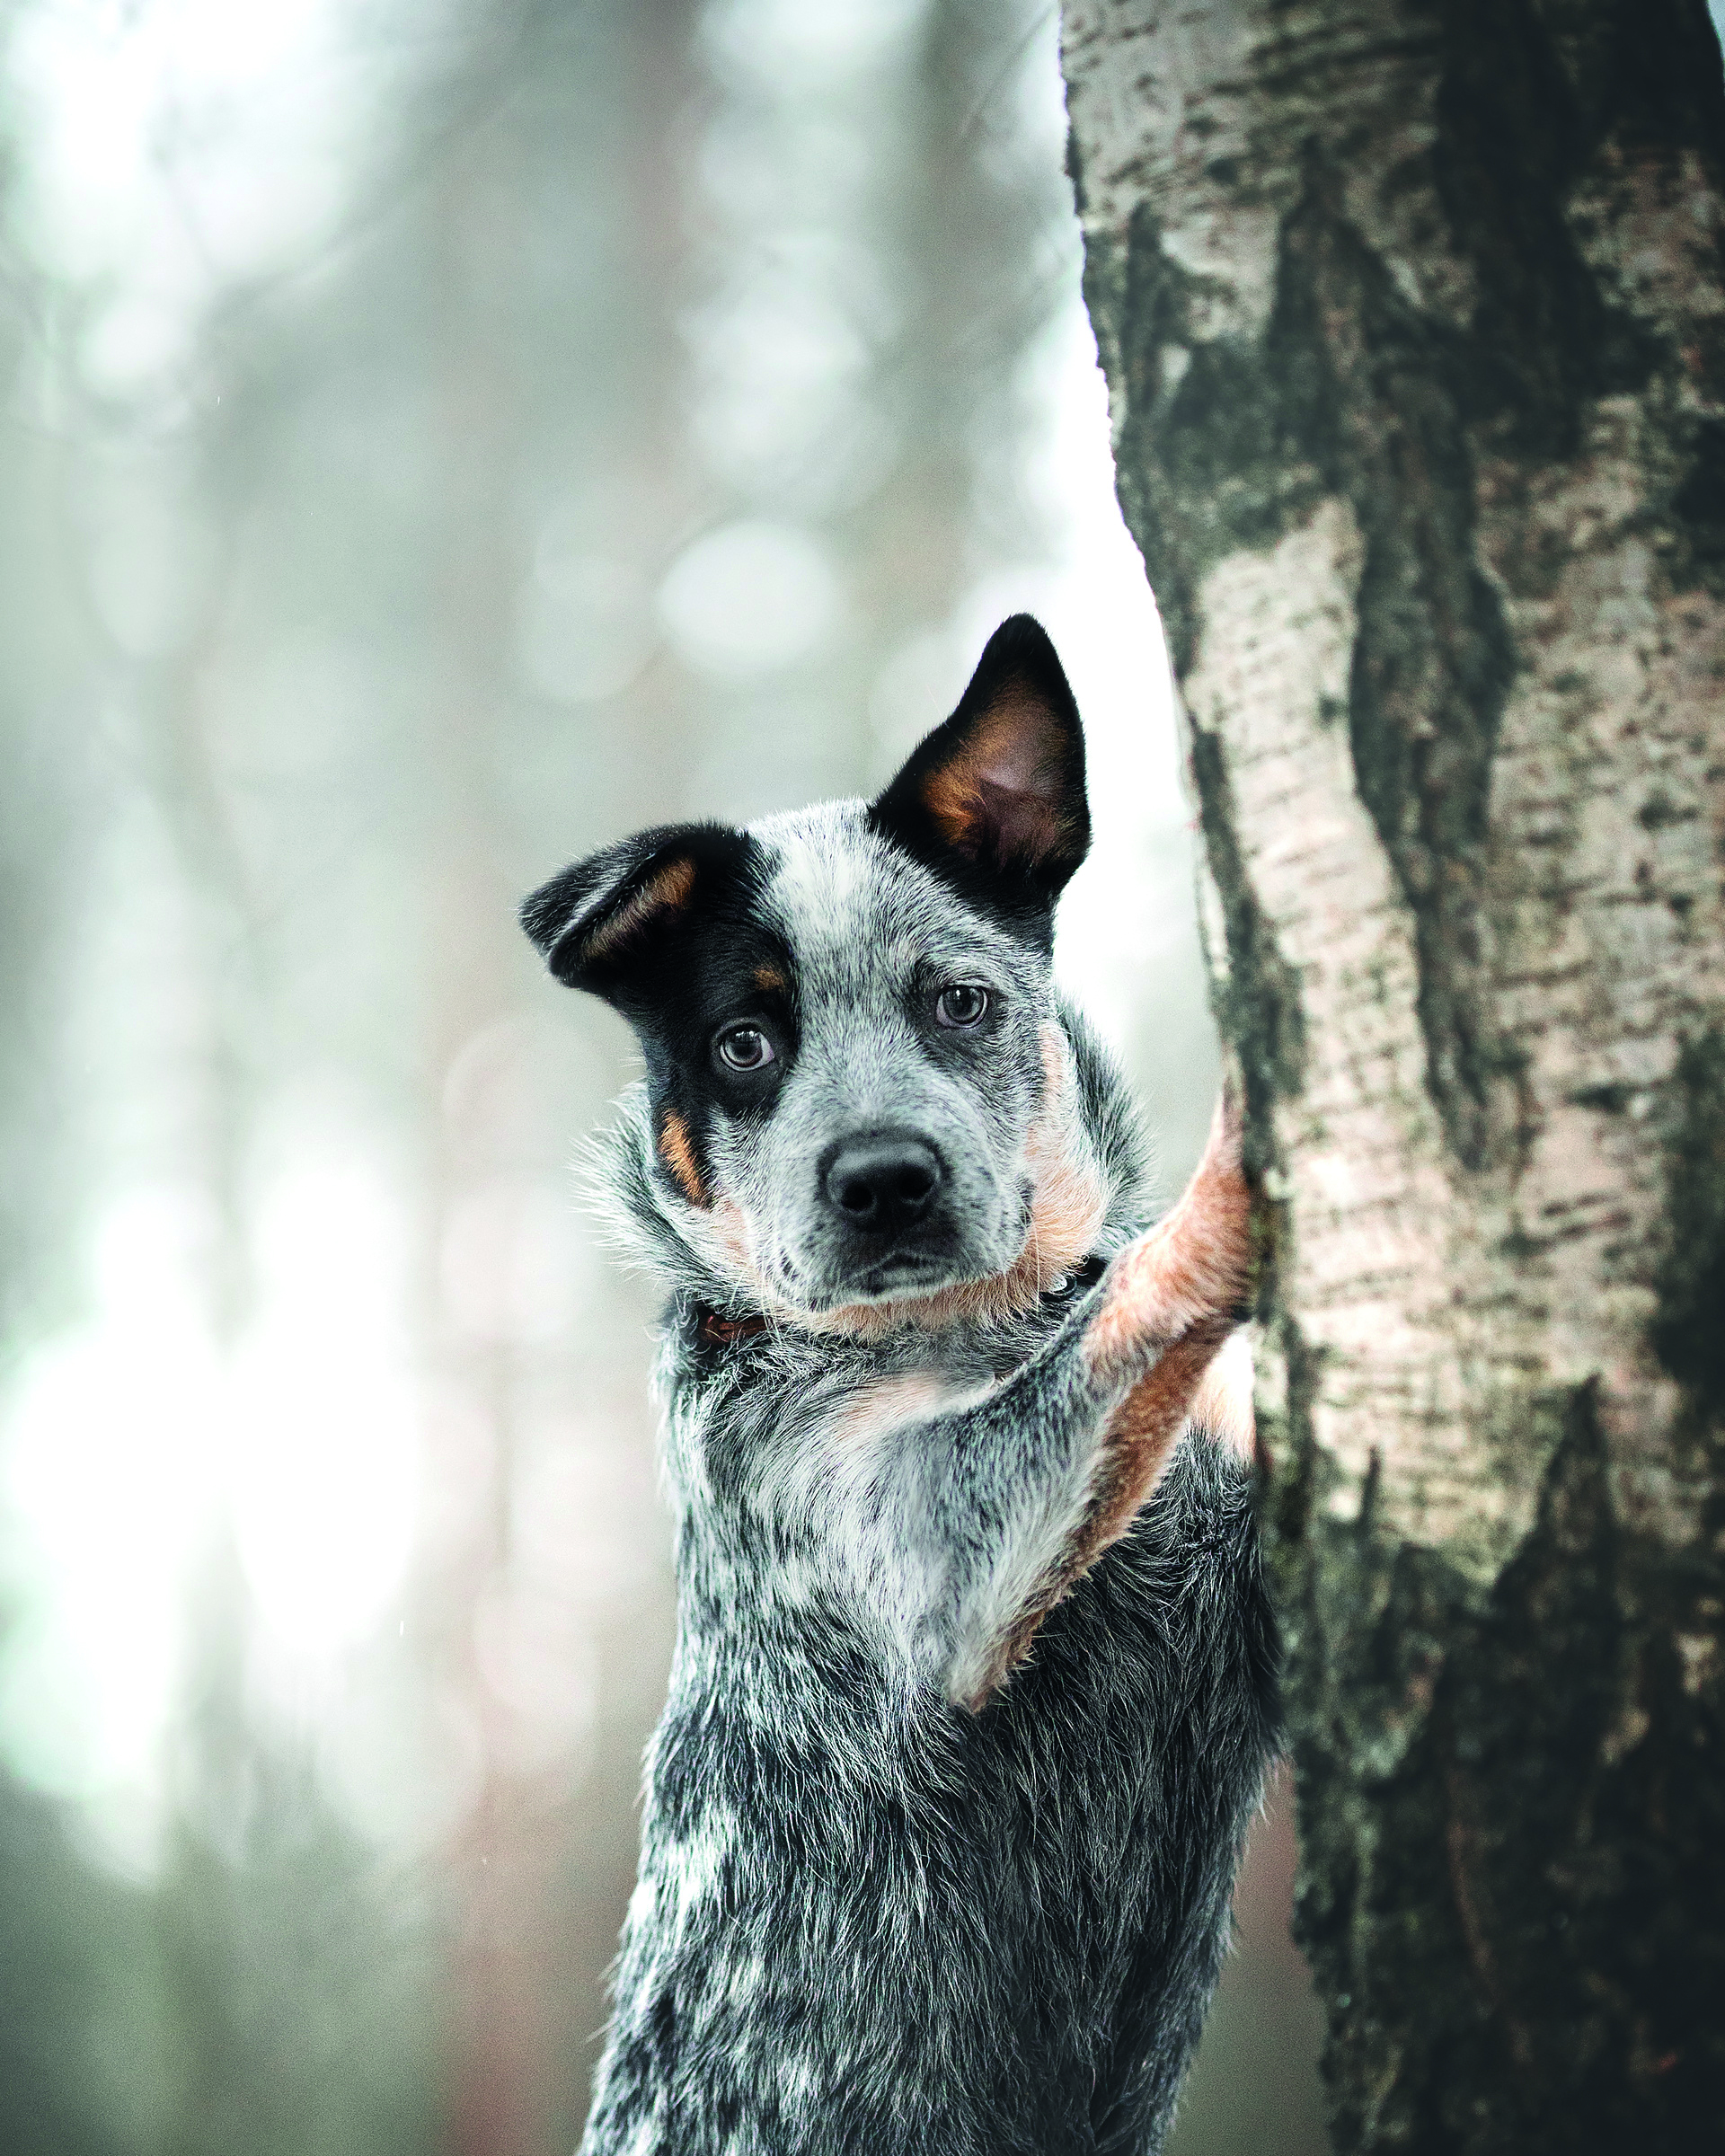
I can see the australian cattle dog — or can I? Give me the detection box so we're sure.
[522,616,1279,2155]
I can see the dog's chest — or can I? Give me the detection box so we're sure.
[624,1468,1221,2118]
[652,1316,1204,1844]
[668,1321,1001,1525]
[662,1330,1018,1650]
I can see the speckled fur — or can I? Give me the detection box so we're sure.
[526,619,1279,2154]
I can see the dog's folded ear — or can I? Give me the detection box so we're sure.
[869,614,1089,941]
[520,821,747,1001]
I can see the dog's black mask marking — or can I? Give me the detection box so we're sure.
[869,612,1090,954]
[521,822,796,1197]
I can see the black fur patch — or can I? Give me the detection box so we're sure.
[524,823,805,1197]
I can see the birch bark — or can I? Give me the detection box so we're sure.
[1063,4,1725,2146]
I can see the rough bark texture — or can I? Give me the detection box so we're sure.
[1063,4,1725,2147]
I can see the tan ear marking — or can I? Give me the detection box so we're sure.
[659,1110,709,1207]
[920,696,1077,858]
[582,854,698,966]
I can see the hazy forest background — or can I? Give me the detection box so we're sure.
[0,3,1330,2152]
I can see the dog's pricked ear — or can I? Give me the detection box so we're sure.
[520,821,744,999]
[870,614,1089,936]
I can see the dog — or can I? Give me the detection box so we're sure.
[522,615,1279,2155]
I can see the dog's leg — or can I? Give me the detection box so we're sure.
[851,1097,1254,1710]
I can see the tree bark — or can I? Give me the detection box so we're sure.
[1063,4,1725,2147]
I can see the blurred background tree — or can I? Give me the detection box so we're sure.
[0,2,1322,2151]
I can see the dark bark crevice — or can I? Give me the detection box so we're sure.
[1432,0,1725,602]
[1279,1385,1725,2152]
[1187,721,1307,1186]
[1093,149,1532,1172]
[1272,150,1521,1178]
[1080,208,1319,685]
[1652,1027,1725,1434]
[1429,0,1664,459]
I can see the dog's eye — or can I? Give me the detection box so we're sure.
[934,985,990,1029]
[715,1025,775,1073]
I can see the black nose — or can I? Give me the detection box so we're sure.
[822,1135,944,1235]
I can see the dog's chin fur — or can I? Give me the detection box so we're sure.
[808,1256,970,1311]
[793,1205,1091,1337]
[774,1214,1026,1321]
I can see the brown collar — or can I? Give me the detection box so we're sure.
[698,1308,771,1347]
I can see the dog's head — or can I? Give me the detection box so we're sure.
[523,615,1111,1325]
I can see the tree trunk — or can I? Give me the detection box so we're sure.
[1063,4,1725,2148]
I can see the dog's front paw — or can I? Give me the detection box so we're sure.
[1082,1090,1252,1390]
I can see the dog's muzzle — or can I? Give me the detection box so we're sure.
[812,1128,960,1290]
